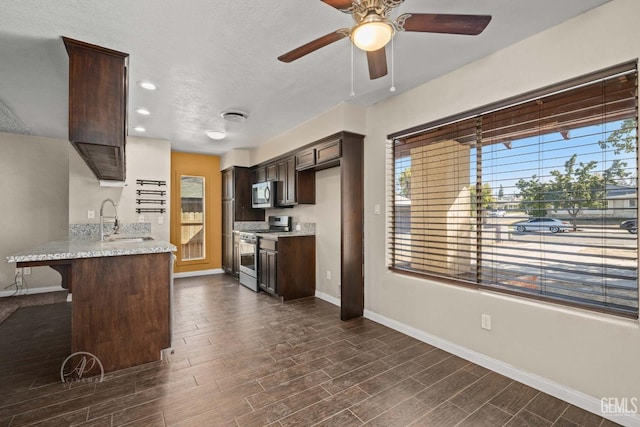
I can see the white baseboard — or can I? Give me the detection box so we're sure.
[0,285,65,298]
[173,268,225,279]
[315,291,340,307]
[363,308,640,427]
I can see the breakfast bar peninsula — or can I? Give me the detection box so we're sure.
[7,237,176,373]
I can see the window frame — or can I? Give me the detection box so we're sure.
[387,61,639,319]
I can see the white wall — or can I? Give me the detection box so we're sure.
[267,167,341,299]
[69,136,171,241]
[220,148,251,171]
[0,133,69,291]
[365,0,640,409]
[249,102,366,165]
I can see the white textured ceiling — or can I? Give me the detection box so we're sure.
[0,0,611,155]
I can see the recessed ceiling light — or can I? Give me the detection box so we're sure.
[137,81,157,91]
[136,108,150,116]
[205,130,226,140]
[221,110,248,123]
[133,126,146,132]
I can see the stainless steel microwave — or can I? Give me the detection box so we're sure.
[251,181,276,209]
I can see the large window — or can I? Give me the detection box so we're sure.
[388,62,639,317]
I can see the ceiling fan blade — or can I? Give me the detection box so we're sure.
[278,29,349,63]
[321,0,353,11]
[400,13,492,35]
[367,48,388,80]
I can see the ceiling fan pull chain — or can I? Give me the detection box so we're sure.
[350,42,356,97]
[390,37,396,92]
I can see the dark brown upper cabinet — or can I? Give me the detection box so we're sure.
[295,138,341,171]
[276,156,315,206]
[222,166,264,273]
[63,37,129,181]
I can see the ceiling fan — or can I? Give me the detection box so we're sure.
[278,0,492,80]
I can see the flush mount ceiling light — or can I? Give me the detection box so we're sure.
[133,126,146,132]
[137,81,157,91]
[220,110,248,123]
[351,14,394,51]
[205,130,227,140]
[136,108,150,116]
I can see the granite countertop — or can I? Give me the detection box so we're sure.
[6,235,176,263]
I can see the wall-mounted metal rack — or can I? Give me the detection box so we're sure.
[135,179,167,216]
[136,199,166,205]
[136,179,166,187]
[136,189,166,196]
[136,208,166,214]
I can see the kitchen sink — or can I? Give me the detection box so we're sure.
[105,236,154,243]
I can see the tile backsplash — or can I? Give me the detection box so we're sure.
[69,223,152,238]
[234,221,315,233]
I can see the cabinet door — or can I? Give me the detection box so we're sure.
[233,234,240,276]
[286,158,296,205]
[254,166,266,183]
[222,200,234,273]
[258,249,268,291]
[266,163,278,181]
[222,200,234,235]
[267,251,278,295]
[316,139,341,165]
[222,234,233,272]
[277,160,288,205]
[296,149,316,170]
[222,168,234,201]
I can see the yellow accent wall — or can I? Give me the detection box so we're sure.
[170,151,221,273]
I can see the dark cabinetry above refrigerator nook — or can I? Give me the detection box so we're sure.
[221,131,365,320]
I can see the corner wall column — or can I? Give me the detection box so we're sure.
[340,132,365,320]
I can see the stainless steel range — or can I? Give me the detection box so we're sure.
[238,216,292,291]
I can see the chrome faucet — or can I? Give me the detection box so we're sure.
[100,198,119,241]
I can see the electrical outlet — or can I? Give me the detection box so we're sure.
[15,269,22,286]
[138,215,145,223]
[481,314,492,330]
[87,210,95,219]
[326,270,331,280]
[374,204,381,215]
[23,267,31,275]
[158,216,164,224]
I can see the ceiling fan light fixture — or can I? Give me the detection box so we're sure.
[351,15,394,52]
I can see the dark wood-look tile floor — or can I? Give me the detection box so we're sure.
[0,274,620,427]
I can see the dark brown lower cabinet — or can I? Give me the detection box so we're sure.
[232,231,240,277]
[259,247,277,295]
[258,236,315,301]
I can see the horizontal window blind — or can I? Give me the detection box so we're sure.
[388,62,639,317]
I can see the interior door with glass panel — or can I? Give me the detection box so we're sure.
[179,176,205,261]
